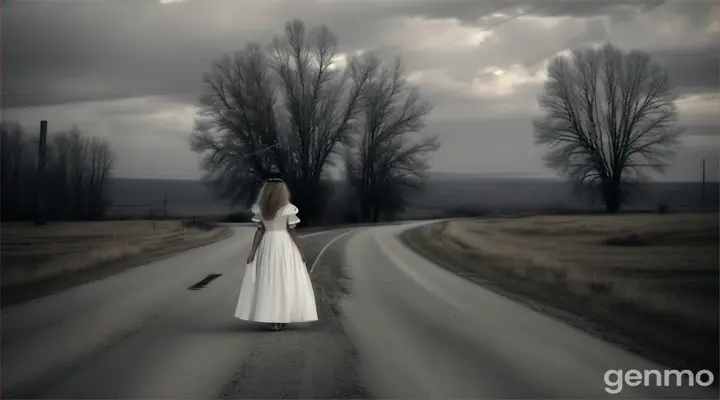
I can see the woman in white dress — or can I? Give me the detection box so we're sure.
[234,176,318,331]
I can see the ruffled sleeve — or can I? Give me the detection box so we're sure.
[285,204,300,229]
[250,204,263,228]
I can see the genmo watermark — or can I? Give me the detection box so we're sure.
[604,369,715,394]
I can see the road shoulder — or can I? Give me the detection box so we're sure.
[2,224,233,307]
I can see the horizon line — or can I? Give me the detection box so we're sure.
[111,175,720,184]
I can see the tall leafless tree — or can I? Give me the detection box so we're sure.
[0,122,115,221]
[1,122,33,219]
[345,55,438,222]
[191,20,378,225]
[85,137,115,220]
[47,132,72,220]
[533,43,681,213]
[67,128,89,219]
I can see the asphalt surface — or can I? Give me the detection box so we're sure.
[2,222,718,399]
[1,225,358,399]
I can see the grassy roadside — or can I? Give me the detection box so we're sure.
[400,214,719,377]
[1,221,233,306]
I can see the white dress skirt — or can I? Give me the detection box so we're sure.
[234,203,318,323]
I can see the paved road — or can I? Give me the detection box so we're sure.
[342,223,718,399]
[2,222,718,399]
[1,225,357,399]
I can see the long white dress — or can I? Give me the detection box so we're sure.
[234,203,318,323]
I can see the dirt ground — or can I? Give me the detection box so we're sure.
[401,213,719,375]
[1,220,231,304]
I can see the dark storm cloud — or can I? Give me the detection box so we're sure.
[383,0,651,24]
[3,0,717,109]
[3,1,223,107]
[1,0,390,108]
[384,0,717,27]
[647,46,719,94]
[684,125,720,137]
[3,0,716,181]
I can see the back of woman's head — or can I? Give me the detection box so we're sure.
[257,181,290,220]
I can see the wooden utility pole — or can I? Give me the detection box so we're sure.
[35,120,48,226]
[163,193,168,218]
[701,158,706,212]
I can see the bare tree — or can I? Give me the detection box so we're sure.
[1,122,115,221]
[1,122,33,220]
[533,43,681,213]
[67,128,89,219]
[191,20,375,225]
[345,55,438,222]
[46,133,72,219]
[85,137,115,220]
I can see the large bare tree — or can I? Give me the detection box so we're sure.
[345,55,437,222]
[191,20,375,224]
[533,44,681,213]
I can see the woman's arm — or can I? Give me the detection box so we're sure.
[247,225,265,263]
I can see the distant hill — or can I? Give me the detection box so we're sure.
[108,178,237,218]
[107,175,718,219]
[405,177,717,218]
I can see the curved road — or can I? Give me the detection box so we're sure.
[2,222,717,399]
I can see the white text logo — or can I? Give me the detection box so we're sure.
[604,369,714,394]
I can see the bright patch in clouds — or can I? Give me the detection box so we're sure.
[328,53,348,71]
[408,64,546,99]
[471,65,546,96]
[709,20,720,33]
[384,17,494,52]
[407,68,469,95]
[677,95,720,125]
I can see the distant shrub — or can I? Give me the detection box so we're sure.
[225,211,253,223]
[182,216,216,230]
[442,205,488,218]
[342,209,360,224]
[321,198,358,225]
[545,203,574,215]
[603,233,646,247]
[587,280,613,295]
[657,203,669,214]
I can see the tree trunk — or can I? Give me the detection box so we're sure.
[602,181,622,214]
[371,205,381,223]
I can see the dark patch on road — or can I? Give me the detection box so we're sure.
[216,230,373,399]
[188,273,222,290]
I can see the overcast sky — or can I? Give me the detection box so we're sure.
[3,0,718,181]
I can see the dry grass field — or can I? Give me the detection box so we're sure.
[401,213,719,374]
[1,220,230,302]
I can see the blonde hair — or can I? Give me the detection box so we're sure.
[257,181,290,220]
